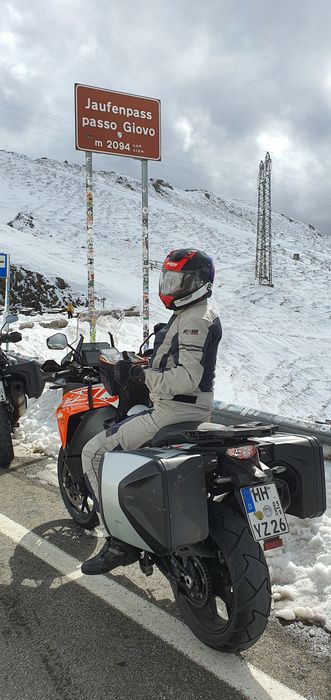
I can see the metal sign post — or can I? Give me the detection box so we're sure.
[0,253,9,323]
[4,254,10,318]
[0,253,11,351]
[141,160,149,346]
[4,258,11,351]
[85,152,96,342]
[75,84,161,346]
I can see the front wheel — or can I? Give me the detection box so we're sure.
[172,504,271,652]
[57,448,99,529]
[0,402,14,468]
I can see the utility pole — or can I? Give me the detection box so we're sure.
[255,151,273,286]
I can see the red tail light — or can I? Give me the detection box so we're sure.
[263,537,284,551]
[225,444,257,460]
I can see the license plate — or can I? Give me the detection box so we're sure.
[0,380,6,402]
[241,483,289,542]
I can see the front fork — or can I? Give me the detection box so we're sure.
[0,397,14,432]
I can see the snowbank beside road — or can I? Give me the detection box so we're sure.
[17,389,60,458]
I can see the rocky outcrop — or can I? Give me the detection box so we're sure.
[0,264,85,313]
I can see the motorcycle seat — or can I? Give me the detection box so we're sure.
[150,421,202,447]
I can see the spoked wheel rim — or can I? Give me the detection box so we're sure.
[61,463,95,522]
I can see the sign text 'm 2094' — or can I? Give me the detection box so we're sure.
[103,140,131,151]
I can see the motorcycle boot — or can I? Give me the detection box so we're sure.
[81,537,140,575]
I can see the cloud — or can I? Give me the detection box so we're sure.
[1,0,331,232]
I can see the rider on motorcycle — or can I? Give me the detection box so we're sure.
[81,248,222,575]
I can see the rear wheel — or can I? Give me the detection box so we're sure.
[172,504,271,652]
[0,402,14,468]
[57,448,99,529]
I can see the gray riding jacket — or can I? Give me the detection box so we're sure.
[144,299,222,409]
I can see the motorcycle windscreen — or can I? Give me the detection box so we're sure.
[100,449,210,555]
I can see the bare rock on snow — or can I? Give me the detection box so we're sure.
[39,319,68,329]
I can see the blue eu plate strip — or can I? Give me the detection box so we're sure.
[242,487,256,513]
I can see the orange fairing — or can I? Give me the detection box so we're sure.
[56,384,119,448]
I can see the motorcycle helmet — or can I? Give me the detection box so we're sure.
[159,249,215,309]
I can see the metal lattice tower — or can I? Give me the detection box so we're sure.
[255,151,273,286]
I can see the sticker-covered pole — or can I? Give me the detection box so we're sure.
[141,159,149,347]
[85,152,96,342]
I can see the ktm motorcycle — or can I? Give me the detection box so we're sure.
[45,331,327,653]
[0,314,45,467]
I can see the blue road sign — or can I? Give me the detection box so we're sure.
[0,253,8,279]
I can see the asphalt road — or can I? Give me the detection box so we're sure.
[0,450,330,700]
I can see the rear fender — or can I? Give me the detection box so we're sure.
[209,499,246,543]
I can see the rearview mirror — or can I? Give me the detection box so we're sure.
[5,314,18,325]
[47,333,68,350]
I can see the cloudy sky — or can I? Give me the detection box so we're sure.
[1,0,331,233]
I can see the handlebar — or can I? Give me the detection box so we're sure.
[41,367,73,383]
[42,335,152,391]
[42,365,99,384]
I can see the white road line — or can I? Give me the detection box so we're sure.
[0,512,306,700]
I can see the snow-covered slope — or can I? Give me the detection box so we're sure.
[1,149,330,636]
[0,148,330,420]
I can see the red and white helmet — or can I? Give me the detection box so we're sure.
[159,249,215,310]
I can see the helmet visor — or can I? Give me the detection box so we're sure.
[159,269,203,297]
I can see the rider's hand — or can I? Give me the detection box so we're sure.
[41,359,62,372]
[114,359,132,388]
[129,365,145,384]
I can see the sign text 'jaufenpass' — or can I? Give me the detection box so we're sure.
[75,84,161,160]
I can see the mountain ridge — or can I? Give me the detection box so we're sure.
[0,148,330,420]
